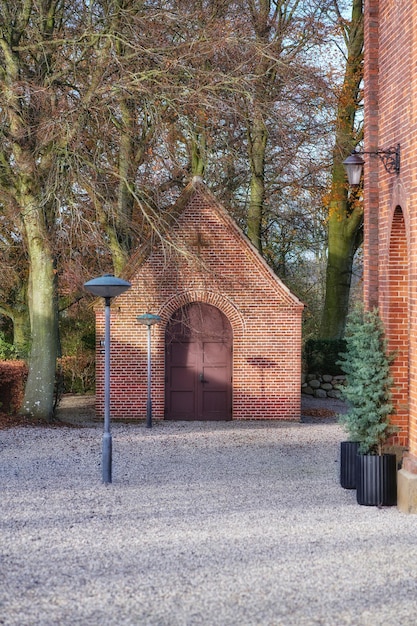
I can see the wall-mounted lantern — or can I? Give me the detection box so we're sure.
[343,144,400,186]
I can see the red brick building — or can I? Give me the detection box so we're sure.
[363,1,417,511]
[94,178,303,423]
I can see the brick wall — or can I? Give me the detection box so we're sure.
[95,181,304,422]
[364,0,417,454]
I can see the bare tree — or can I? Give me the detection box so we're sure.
[236,0,335,253]
[0,0,357,420]
[0,0,126,419]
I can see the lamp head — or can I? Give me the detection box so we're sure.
[137,313,162,327]
[84,274,131,299]
[343,151,364,186]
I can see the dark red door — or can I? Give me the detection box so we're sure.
[165,302,232,420]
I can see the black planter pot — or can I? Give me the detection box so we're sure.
[356,453,397,506]
[340,441,359,489]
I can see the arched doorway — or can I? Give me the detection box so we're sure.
[388,206,409,446]
[165,302,232,420]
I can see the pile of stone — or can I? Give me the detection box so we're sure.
[301,373,345,399]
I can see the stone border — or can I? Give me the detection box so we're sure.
[301,374,345,399]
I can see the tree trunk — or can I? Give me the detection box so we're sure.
[321,198,363,338]
[20,206,58,421]
[112,96,137,275]
[191,129,206,177]
[320,0,364,339]
[11,309,31,359]
[247,111,267,253]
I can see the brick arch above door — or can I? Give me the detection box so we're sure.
[387,205,409,448]
[158,289,246,340]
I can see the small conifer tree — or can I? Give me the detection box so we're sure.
[338,306,395,455]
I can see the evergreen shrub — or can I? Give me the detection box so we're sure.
[337,306,396,455]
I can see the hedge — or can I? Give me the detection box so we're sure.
[304,338,347,376]
[0,361,28,414]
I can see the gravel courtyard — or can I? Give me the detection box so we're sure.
[1,411,417,625]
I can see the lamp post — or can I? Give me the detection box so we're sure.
[137,313,161,428]
[84,274,131,483]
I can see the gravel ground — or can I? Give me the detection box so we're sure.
[1,404,417,625]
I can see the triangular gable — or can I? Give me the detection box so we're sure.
[122,178,202,282]
[124,176,303,308]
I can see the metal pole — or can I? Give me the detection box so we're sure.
[146,324,152,428]
[137,313,160,429]
[103,296,112,483]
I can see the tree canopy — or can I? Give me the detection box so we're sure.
[0,0,360,419]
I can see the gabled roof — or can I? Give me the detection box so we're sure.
[124,176,304,308]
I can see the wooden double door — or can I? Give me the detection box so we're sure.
[165,302,232,420]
